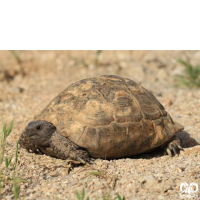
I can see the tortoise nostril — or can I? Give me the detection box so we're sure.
[36,125,42,130]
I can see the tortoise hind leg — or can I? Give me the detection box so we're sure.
[164,136,183,156]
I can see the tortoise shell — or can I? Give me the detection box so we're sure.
[34,75,183,159]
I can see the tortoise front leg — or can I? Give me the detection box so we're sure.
[49,132,90,163]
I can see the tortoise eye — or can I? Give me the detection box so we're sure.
[36,125,42,130]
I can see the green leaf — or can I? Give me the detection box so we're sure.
[96,50,102,56]
[14,142,18,166]
[116,193,126,200]
[102,196,107,200]
[177,59,190,68]
[89,171,102,175]
[5,156,12,168]
[13,178,27,183]
[3,123,6,134]
[81,188,85,199]
[75,191,81,200]
[2,124,6,140]
[6,120,13,137]
[75,189,89,200]
[176,59,200,87]
[13,180,19,200]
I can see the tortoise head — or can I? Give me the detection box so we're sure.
[22,121,56,146]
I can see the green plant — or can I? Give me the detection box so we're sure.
[9,50,22,65]
[75,189,126,200]
[0,120,13,199]
[12,142,20,200]
[0,120,13,164]
[89,171,102,176]
[75,189,90,200]
[116,193,126,200]
[176,59,200,87]
[0,120,26,200]
[95,50,102,65]
[68,50,103,68]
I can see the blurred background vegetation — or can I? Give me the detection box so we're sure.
[1,50,200,107]
[1,50,200,88]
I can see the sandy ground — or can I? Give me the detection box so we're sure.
[0,50,200,200]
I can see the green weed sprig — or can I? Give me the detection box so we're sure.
[75,188,126,200]
[176,59,200,87]
[0,120,26,200]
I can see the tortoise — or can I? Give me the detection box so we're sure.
[19,75,184,163]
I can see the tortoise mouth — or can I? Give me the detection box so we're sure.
[22,130,51,146]
[22,130,37,141]
[24,130,36,138]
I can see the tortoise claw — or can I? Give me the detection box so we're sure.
[166,148,172,156]
[77,157,86,164]
[177,144,183,150]
[88,158,95,164]
[165,136,183,156]
[171,144,177,155]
